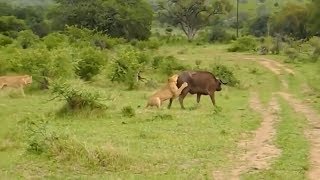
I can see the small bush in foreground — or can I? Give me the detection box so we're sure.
[284,48,299,63]
[228,35,258,52]
[0,34,13,46]
[309,36,320,62]
[152,55,186,75]
[211,63,240,87]
[110,47,151,90]
[121,106,136,118]
[50,80,108,114]
[76,47,107,81]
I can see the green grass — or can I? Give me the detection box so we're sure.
[242,98,309,179]
[0,44,318,179]
[0,86,262,178]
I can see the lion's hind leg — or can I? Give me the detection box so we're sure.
[146,97,161,108]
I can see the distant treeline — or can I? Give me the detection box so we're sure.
[0,0,319,41]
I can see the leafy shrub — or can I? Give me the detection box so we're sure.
[64,26,94,44]
[50,80,108,114]
[0,34,13,46]
[228,35,258,52]
[211,63,240,87]
[135,41,148,50]
[42,32,69,50]
[16,30,40,49]
[76,47,107,81]
[284,48,299,63]
[92,33,125,50]
[152,55,186,75]
[0,16,27,35]
[309,36,320,62]
[121,106,135,118]
[11,47,76,89]
[134,38,161,50]
[270,35,282,54]
[23,116,54,154]
[258,37,274,55]
[146,37,162,49]
[0,58,8,75]
[209,27,234,43]
[110,47,151,89]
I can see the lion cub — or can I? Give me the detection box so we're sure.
[146,74,188,108]
[0,75,33,96]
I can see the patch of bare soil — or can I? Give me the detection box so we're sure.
[244,57,295,90]
[258,60,282,75]
[212,93,281,180]
[260,58,295,75]
[243,57,295,76]
[277,92,320,180]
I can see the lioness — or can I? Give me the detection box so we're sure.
[146,74,188,108]
[0,75,33,96]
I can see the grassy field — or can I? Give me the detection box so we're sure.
[0,44,319,179]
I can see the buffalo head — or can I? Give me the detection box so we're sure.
[215,78,227,91]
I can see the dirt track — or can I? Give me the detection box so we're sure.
[231,92,281,178]
[213,57,320,179]
[250,57,320,180]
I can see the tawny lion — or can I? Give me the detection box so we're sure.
[146,74,188,108]
[0,75,33,96]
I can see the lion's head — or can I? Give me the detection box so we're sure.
[168,74,179,83]
[22,75,32,85]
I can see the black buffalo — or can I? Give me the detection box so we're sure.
[168,71,226,109]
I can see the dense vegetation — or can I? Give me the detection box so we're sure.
[0,0,320,179]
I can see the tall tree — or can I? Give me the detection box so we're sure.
[49,0,153,40]
[271,3,308,39]
[158,0,232,41]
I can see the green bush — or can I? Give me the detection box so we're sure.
[134,38,161,50]
[0,58,8,75]
[211,63,240,87]
[284,48,299,63]
[76,47,107,81]
[11,47,76,89]
[92,33,125,50]
[50,80,108,113]
[0,34,13,46]
[16,30,40,49]
[0,16,27,35]
[270,35,282,54]
[135,41,148,50]
[228,35,258,52]
[152,55,186,75]
[209,27,234,43]
[64,26,93,43]
[309,36,320,62]
[194,60,202,70]
[42,32,69,50]
[146,37,162,49]
[121,106,135,118]
[110,47,151,89]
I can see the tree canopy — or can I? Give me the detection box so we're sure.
[157,0,232,41]
[49,0,153,40]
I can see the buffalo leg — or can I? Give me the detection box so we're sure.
[179,91,188,109]
[196,93,201,103]
[209,93,216,106]
[167,98,173,109]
